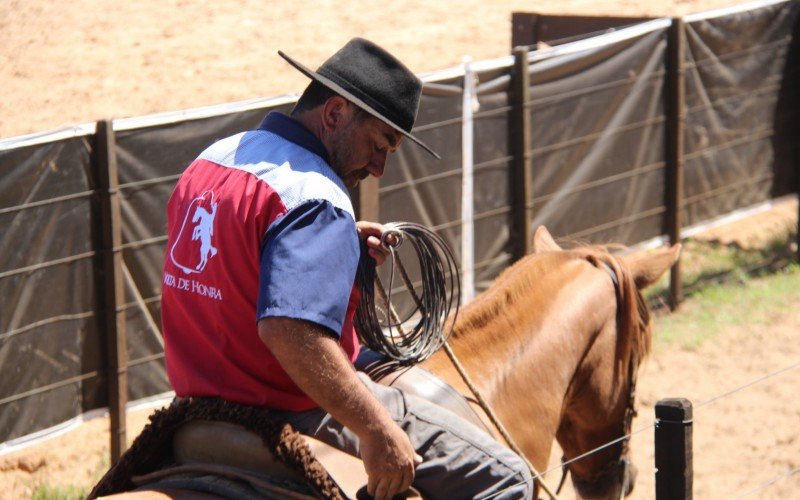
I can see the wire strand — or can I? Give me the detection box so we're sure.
[733,466,800,499]
[479,422,657,499]
[695,359,800,410]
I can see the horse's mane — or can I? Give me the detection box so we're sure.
[452,251,558,335]
[453,245,652,377]
[579,247,653,376]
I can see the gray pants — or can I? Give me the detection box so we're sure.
[272,372,532,500]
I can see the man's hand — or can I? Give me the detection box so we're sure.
[360,423,422,500]
[258,317,421,499]
[356,221,398,266]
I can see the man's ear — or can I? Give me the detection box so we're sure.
[321,95,349,132]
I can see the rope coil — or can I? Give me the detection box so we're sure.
[354,222,460,365]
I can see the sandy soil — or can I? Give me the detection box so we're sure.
[1,0,741,139]
[628,305,800,499]
[1,0,798,498]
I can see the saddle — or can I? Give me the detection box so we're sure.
[373,365,489,433]
[168,420,376,498]
[163,366,488,499]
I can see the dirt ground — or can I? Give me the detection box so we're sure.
[1,0,799,498]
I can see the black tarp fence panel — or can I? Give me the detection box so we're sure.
[0,1,797,448]
[682,0,800,227]
[774,2,800,195]
[527,20,671,246]
[0,130,103,444]
[376,63,516,306]
[377,17,675,309]
[377,75,463,314]
[473,64,516,291]
[0,98,298,447]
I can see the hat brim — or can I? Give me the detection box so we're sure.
[279,50,440,160]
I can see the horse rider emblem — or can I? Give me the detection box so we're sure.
[170,190,219,275]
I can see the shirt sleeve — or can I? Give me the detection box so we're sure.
[257,199,360,337]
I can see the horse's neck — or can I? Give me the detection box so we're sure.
[434,252,608,380]
[424,252,616,465]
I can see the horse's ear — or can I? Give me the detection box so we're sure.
[533,226,562,253]
[622,244,682,289]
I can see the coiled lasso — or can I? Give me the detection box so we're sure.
[354,222,461,366]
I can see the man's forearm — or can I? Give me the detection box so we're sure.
[257,317,395,437]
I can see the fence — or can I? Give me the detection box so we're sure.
[652,355,800,498]
[0,0,798,488]
[548,354,800,498]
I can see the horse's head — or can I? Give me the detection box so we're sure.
[534,227,680,499]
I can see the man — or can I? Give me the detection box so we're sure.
[161,37,532,499]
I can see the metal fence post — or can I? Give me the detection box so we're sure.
[511,46,532,261]
[92,119,128,463]
[461,56,477,303]
[665,17,685,310]
[655,397,693,500]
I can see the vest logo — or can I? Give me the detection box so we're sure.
[170,190,219,275]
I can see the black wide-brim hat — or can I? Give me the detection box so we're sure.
[279,38,440,159]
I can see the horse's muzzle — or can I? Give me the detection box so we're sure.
[572,458,637,499]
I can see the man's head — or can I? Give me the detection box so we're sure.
[292,83,402,187]
[280,38,438,186]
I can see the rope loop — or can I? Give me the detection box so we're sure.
[355,222,460,365]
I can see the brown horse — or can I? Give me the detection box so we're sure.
[92,226,679,499]
[421,226,680,498]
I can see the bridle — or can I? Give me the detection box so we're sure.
[555,260,641,499]
[556,345,638,499]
